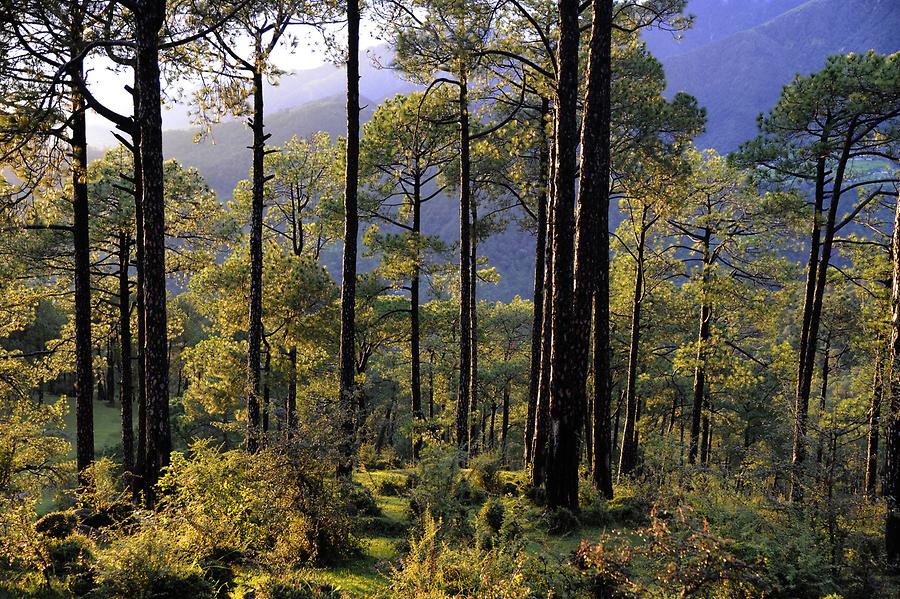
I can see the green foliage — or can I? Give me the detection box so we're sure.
[407,444,475,536]
[468,451,503,495]
[156,440,358,568]
[91,528,214,599]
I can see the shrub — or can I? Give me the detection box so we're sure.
[389,513,579,598]
[468,452,503,495]
[91,529,214,599]
[34,512,78,540]
[155,440,358,568]
[251,571,342,599]
[407,445,471,536]
[575,506,765,598]
[374,478,405,497]
[340,481,381,518]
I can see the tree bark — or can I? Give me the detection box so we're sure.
[865,341,884,500]
[287,346,297,437]
[545,0,581,510]
[469,199,479,456]
[688,227,712,465]
[68,36,94,481]
[118,231,134,481]
[410,177,423,460]
[134,0,171,502]
[130,80,147,500]
[525,97,550,467]
[337,0,360,477]
[791,132,853,502]
[246,65,266,453]
[456,75,473,460]
[531,132,555,488]
[885,191,900,565]
[576,0,614,501]
[618,222,645,478]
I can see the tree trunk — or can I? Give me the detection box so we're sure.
[69,42,94,481]
[106,338,116,405]
[884,191,900,565]
[531,134,555,487]
[118,231,134,480]
[262,343,271,434]
[575,0,614,501]
[501,382,510,462]
[456,75,472,460]
[410,178,423,460]
[469,200,479,456]
[688,227,712,465]
[135,0,171,502]
[287,346,297,437]
[865,341,883,500]
[618,223,644,478]
[337,0,360,477]
[131,80,147,499]
[791,136,853,502]
[700,393,711,464]
[545,0,581,510]
[246,65,266,453]
[525,97,550,467]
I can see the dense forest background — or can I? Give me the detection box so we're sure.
[2,0,900,597]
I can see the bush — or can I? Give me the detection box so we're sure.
[251,571,342,599]
[476,498,505,549]
[541,507,581,535]
[374,478,405,497]
[340,481,381,518]
[35,511,78,540]
[468,452,503,495]
[575,506,766,598]
[155,440,359,567]
[389,513,580,598]
[91,529,214,599]
[407,445,472,536]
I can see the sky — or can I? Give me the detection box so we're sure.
[85,23,381,148]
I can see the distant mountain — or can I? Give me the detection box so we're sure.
[162,95,374,196]
[156,0,900,300]
[650,0,900,151]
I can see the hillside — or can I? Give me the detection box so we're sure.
[657,0,900,151]
[158,0,900,300]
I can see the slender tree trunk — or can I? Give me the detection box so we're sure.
[701,393,711,464]
[134,0,171,502]
[576,0,614,501]
[525,97,550,467]
[246,65,266,453]
[469,201,479,456]
[618,225,645,478]
[118,231,134,480]
[885,191,900,565]
[688,228,712,465]
[69,41,94,481]
[816,332,832,466]
[545,0,582,510]
[791,138,853,502]
[287,346,297,437]
[106,338,116,405]
[130,81,147,499]
[531,135,555,487]
[262,343,271,434]
[410,180,423,460]
[501,382,510,462]
[456,75,473,460]
[866,340,884,499]
[337,0,361,477]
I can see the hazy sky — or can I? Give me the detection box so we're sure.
[85,23,381,147]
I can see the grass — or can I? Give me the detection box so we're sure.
[59,394,132,459]
[37,395,131,513]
